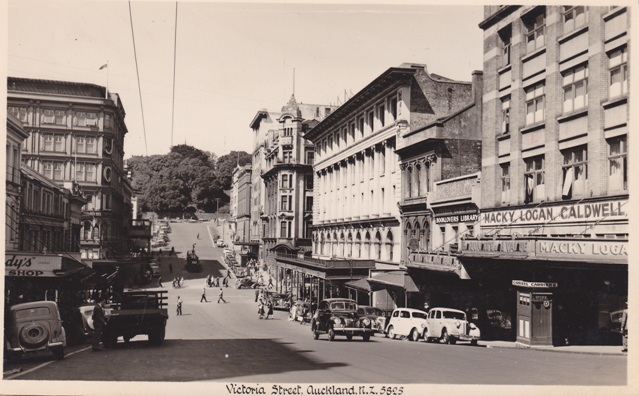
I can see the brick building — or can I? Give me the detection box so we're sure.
[457,6,629,346]
[7,77,133,259]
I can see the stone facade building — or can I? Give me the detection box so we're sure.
[7,77,133,259]
[458,6,629,346]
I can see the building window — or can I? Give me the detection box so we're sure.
[358,117,365,137]
[563,64,588,113]
[55,110,66,125]
[524,9,546,53]
[378,104,385,127]
[390,97,398,121]
[43,135,54,151]
[499,25,512,67]
[280,195,291,211]
[305,175,313,190]
[306,151,315,165]
[501,163,511,203]
[406,166,412,199]
[280,221,290,238]
[54,135,65,152]
[608,136,627,192]
[43,162,53,179]
[9,106,28,123]
[77,163,96,182]
[525,82,545,125]
[53,162,64,180]
[501,96,511,135]
[524,155,545,203]
[282,150,293,163]
[104,114,112,129]
[42,109,55,124]
[609,47,628,98]
[561,145,587,199]
[305,196,313,212]
[563,6,586,34]
[281,174,291,189]
[367,111,374,133]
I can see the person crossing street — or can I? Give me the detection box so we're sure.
[200,287,208,303]
[218,288,227,303]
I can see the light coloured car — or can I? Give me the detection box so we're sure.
[423,307,481,345]
[385,308,429,341]
[5,301,66,361]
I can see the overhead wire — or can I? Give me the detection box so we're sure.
[128,1,149,156]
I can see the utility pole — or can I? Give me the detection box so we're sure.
[215,198,221,225]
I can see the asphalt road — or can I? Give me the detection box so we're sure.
[4,221,627,389]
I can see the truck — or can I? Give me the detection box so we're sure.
[102,289,168,347]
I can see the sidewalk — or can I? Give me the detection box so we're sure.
[481,340,626,356]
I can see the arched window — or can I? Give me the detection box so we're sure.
[386,231,394,261]
[422,220,430,252]
[346,232,353,258]
[339,232,345,257]
[355,232,362,258]
[332,232,338,257]
[83,221,92,240]
[320,233,325,255]
[364,231,371,259]
[414,221,421,250]
[92,225,99,240]
[375,231,382,260]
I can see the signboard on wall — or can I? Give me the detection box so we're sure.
[5,254,62,277]
[435,213,478,224]
[480,199,628,227]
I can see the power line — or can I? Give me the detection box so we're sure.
[128,1,148,156]
[171,2,178,148]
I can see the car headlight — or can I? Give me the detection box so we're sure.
[469,323,477,330]
[362,318,371,326]
[333,318,342,325]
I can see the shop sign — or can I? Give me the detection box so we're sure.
[462,239,531,254]
[481,200,627,227]
[435,213,478,224]
[5,254,62,277]
[512,280,558,288]
[536,240,627,257]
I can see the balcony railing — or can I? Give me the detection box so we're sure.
[275,252,375,269]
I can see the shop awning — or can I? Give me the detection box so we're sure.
[367,271,419,293]
[344,278,372,292]
[5,252,92,278]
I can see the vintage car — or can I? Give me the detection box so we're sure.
[5,301,66,361]
[311,298,375,341]
[216,240,227,248]
[423,307,481,345]
[236,278,258,289]
[385,308,429,341]
[356,306,388,334]
[289,300,312,323]
[266,292,292,311]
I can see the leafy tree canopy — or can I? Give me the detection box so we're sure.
[128,145,248,215]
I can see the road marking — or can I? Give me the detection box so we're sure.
[5,346,91,380]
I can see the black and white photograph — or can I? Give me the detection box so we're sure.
[2,1,635,395]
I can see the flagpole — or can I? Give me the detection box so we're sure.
[105,60,109,99]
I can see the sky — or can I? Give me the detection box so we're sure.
[7,1,484,159]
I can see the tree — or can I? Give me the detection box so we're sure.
[215,151,252,190]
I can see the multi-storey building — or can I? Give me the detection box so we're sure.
[7,77,133,260]
[249,96,334,261]
[459,6,629,346]
[233,164,252,243]
[6,113,29,251]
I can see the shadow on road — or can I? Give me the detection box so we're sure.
[10,338,347,382]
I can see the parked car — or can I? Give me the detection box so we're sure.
[289,300,312,323]
[266,292,292,311]
[423,307,481,345]
[67,303,114,342]
[357,306,388,334]
[311,298,375,341]
[385,308,429,341]
[236,278,258,289]
[5,301,66,361]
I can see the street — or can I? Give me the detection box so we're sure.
[4,222,627,388]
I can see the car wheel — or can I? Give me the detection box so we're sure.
[471,339,478,346]
[422,329,429,341]
[346,334,353,341]
[328,327,336,341]
[411,328,420,342]
[388,325,396,340]
[362,334,371,342]
[19,323,49,348]
[52,346,65,360]
[441,328,450,344]
[449,336,457,345]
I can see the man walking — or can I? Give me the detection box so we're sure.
[177,296,183,316]
[218,288,227,303]
[255,288,259,302]
[200,287,208,303]
[92,298,107,351]
[158,274,163,288]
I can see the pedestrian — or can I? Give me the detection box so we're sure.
[255,288,259,302]
[92,298,107,351]
[218,288,227,303]
[158,274,163,288]
[197,233,200,240]
[177,296,183,316]
[169,263,173,274]
[201,287,208,303]
[223,275,229,288]
[192,243,196,254]
[258,301,265,319]
[159,248,163,256]
[267,277,274,289]
[170,246,175,256]
[266,300,274,319]
[621,302,628,353]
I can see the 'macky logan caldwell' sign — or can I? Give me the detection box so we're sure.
[481,200,627,227]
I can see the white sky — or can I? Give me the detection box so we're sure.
[7,1,484,159]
